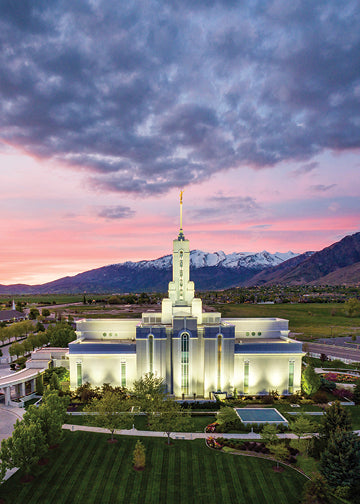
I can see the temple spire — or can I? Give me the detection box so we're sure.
[178,190,185,240]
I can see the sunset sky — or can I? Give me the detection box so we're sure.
[1,1,360,285]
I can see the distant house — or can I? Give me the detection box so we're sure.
[0,310,26,323]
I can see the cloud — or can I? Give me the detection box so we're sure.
[97,206,135,219]
[0,1,359,194]
[191,195,260,220]
[290,162,318,177]
[309,184,337,192]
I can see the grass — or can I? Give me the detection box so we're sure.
[0,431,308,504]
[65,413,216,432]
[216,303,360,340]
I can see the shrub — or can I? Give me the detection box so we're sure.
[312,390,329,403]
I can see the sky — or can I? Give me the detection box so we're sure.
[0,0,360,285]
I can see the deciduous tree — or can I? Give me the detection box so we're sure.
[260,424,278,444]
[0,420,46,478]
[148,398,191,445]
[85,391,133,441]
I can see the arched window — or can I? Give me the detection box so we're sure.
[148,334,154,374]
[217,334,222,391]
[181,332,189,395]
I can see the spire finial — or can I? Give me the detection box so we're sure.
[178,189,185,240]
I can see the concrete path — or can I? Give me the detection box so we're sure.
[0,405,26,481]
[62,423,300,440]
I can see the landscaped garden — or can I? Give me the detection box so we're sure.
[0,431,308,504]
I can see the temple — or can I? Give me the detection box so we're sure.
[69,194,304,397]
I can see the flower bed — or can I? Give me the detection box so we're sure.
[322,372,358,384]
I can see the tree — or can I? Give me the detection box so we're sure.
[0,457,7,485]
[49,372,61,390]
[23,390,69,447]
[133,373,166,415]
[321,401,352,441]
[46,322,76,347]
[133,440,146,470]
[292,415,314,451]
[0,420,46,478]
[268,442,288,469]
[36,373,44,395]
[343,298,360,317]
[260,424,278,444]
[302,365,321,396]
[35,321,45,332]
[353,380,360,405]
[301,473,331,504]
[29,308,40,320]
[85,391,133,441]
[147,398,191,445]
[320,430,360,491]
[217,406,239,426]
[41,308,50,317]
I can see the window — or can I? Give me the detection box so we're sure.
[76,362,82,387]
[103,332,107,337]
[121,362,126,388]
[257,331,262,336]
[148,335,154,374]
[246,332,250,336]
[217,334,222,391]
[244,361,249,394]
[251,332,255,336]
[289,360,295,394]
[181,332,189,395]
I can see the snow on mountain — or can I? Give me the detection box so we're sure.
[120,250,299,270]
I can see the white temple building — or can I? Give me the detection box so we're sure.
[69,196,304,397]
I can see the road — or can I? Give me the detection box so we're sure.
[305,341,360,362]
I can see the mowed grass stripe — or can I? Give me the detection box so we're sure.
[45,433,95,504]
[166,443,177,504]
[145,440,162,503]
[192,443,207,502]
[159,441,169,503]
[91,439,120,504]
[67,433,105,504]
[219,454,238,503]
[112,442,133,503]
[105,442,128,504]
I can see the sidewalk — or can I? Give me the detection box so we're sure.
[62,423,300,440]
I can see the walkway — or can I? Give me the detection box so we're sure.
[62,423,299,440]
[0,405,26,481]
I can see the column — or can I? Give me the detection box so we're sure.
[30,378,36,393]
[20,382,25,397]
[4,386,10,406]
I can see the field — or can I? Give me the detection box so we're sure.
[0,431,307,504]
[216,303,360,340]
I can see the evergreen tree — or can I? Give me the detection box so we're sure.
[36,373,44,395]
[321,401,352,441]
[133,440,146,469]
[301,473,331,504]
[353,380,360,405]
[302,365,321,396]
[320,430,360,491]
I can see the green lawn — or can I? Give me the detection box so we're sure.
[216,303,360,340]
[0,431,308,504]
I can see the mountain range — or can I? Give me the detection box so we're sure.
[1,232,359,294]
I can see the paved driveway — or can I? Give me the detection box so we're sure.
[0,406,25,444]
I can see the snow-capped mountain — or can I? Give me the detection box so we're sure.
[122,250,298,271]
